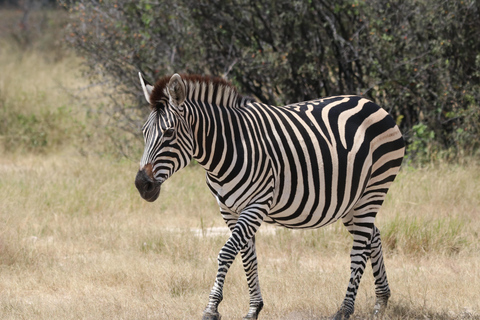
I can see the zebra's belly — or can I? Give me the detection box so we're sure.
[264,201,353,229]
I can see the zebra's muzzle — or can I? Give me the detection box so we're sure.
[135,169,161,202]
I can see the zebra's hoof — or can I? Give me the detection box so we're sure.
[202,311,221,320]
[243,301,264,320]
[332,308,351,320]
[243,311,260,319]
[372,296,389,318]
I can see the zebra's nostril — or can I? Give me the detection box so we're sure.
[144,180,154,192]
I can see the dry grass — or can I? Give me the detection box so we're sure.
[1,155,479,320]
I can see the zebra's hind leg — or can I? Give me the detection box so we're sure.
[333,216,374,320]
[370,226,390,318]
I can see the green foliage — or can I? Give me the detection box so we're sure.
[61,0,480,163]
[360,1,480,163]
[406,123,437,163]
[0,100,69,153]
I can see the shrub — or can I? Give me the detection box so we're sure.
[61,0,480,162]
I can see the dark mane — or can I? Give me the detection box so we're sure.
[149,75,171,109]
[149,74,253,110]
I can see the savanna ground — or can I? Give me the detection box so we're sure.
[1,8,479,320]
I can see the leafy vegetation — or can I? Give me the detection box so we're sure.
[60,0,480,162]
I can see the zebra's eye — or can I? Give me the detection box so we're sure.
[163,128,175,139]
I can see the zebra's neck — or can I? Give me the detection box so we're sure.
[148,74,257,176]
[182,81,255,176]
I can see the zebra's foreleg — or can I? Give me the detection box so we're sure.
[240,237,263,320]
[202,210,265,320]
[202,235,236,320]
[220,213,264,320]
[370,226,390,318]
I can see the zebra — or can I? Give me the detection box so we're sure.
[135,72,405,320]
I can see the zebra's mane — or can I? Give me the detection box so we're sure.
[150,74,253,110]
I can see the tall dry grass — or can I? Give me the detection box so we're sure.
[1,8,479,319]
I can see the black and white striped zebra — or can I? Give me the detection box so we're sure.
[135,73,405,320]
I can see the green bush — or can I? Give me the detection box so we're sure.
[61,0,480,163]
[0,95,75,154]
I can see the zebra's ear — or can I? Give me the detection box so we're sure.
[167,73,186,109]
[139,72,154,104]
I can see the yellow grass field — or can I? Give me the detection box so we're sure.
[1,8,479,320]
[0,155,479,319]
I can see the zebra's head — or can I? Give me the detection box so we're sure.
[135,73,193,202]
